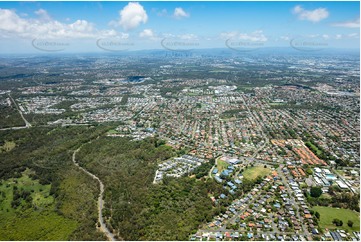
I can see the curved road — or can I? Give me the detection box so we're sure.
[72,148,116,241]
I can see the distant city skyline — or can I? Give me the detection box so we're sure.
[0,1,359,53]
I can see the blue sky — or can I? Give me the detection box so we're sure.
[0,1,359,53]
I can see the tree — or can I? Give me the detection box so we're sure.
[328,185,337,195]
[347,220,353,228]
[315,211,320,219]
[310,186,323,198]
[232,223,239,230]
[335,159,349,167]
[256,175,263,184]
[332,218,343,227]
[332,218,339,226]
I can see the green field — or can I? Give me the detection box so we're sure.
[243,166,271,180]
[107,129,119,135]
[216,158,229,172]
[0,169,78,240]
[312,206,360,232]
[0,141,16,153]
[305,141,323,156]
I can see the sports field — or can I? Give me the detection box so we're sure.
[243,166,271,180]
[313,206,360,232]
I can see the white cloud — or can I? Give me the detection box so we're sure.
[0,8,29,33]
[69,20,94,32]
[280,36,290,41]
[179,33,198,40]
[139,30,197,41]
[287,33,358,41]
[348,33,359,38]
[221,30,267,42]
[333,33,359,40]
[322,34,329,39]
[239,30,267,42]
[139,28,155,39]
[332,17,360,28]
[292,5,329,22]
[118,2,148,31]
[34,9,51,21]
[162,33,176,38]
[219,31,238,40]
[306,34,319,38]
[173,7,189,19]
[0,8,124,39]
[157,9,168,17]
[160,32,199,41]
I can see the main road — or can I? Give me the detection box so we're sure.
[233,94,270,178]
[277,166,311,238]
[0,94,32,131]
[240,94,269,160]
[8,93,32,128]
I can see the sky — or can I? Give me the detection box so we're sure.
[0,1,359,53]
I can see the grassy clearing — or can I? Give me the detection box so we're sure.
[320,193,332,200]
[0,141,16,153]
[0,169,52,211]
[216,158,229,172]
[243,166,271,180]
[312,206,360,232]
[0,169,78,240]
[107,129,118,135]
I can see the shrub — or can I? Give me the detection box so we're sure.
[310,186,322,198]
[347,220,353,228]
[332,218,343,227]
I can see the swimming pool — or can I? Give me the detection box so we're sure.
[325,174,337,180]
